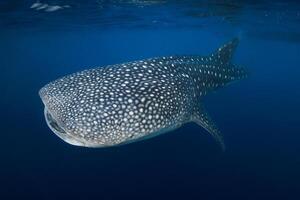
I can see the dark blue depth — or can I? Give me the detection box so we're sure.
[1,1,300,199]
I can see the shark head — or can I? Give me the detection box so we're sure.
[39,79,114,148]
[38,71,145,148]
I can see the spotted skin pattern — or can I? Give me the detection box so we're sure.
[39,38,247,149]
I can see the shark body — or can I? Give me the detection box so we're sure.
[39,38,247,150]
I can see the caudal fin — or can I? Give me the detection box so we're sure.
[212,37,239,64]
[191,38,248,151]
[210,38,248,83]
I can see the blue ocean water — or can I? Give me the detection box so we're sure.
[1,0,300,199]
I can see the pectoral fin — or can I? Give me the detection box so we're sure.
[192,104,225,151]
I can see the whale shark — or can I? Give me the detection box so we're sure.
[39,38,247,150]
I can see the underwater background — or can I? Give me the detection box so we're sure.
[1,0,300,199]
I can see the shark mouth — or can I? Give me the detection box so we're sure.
[44,108,85,147]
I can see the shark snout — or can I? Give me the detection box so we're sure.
[43,107,86,147]
[39,85,65,110]
[39,85,87,147]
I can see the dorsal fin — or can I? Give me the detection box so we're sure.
[211,37,239,65]
[192,104,225,151]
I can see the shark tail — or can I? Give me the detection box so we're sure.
[192,38,248,151]
[210,38,248,84]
